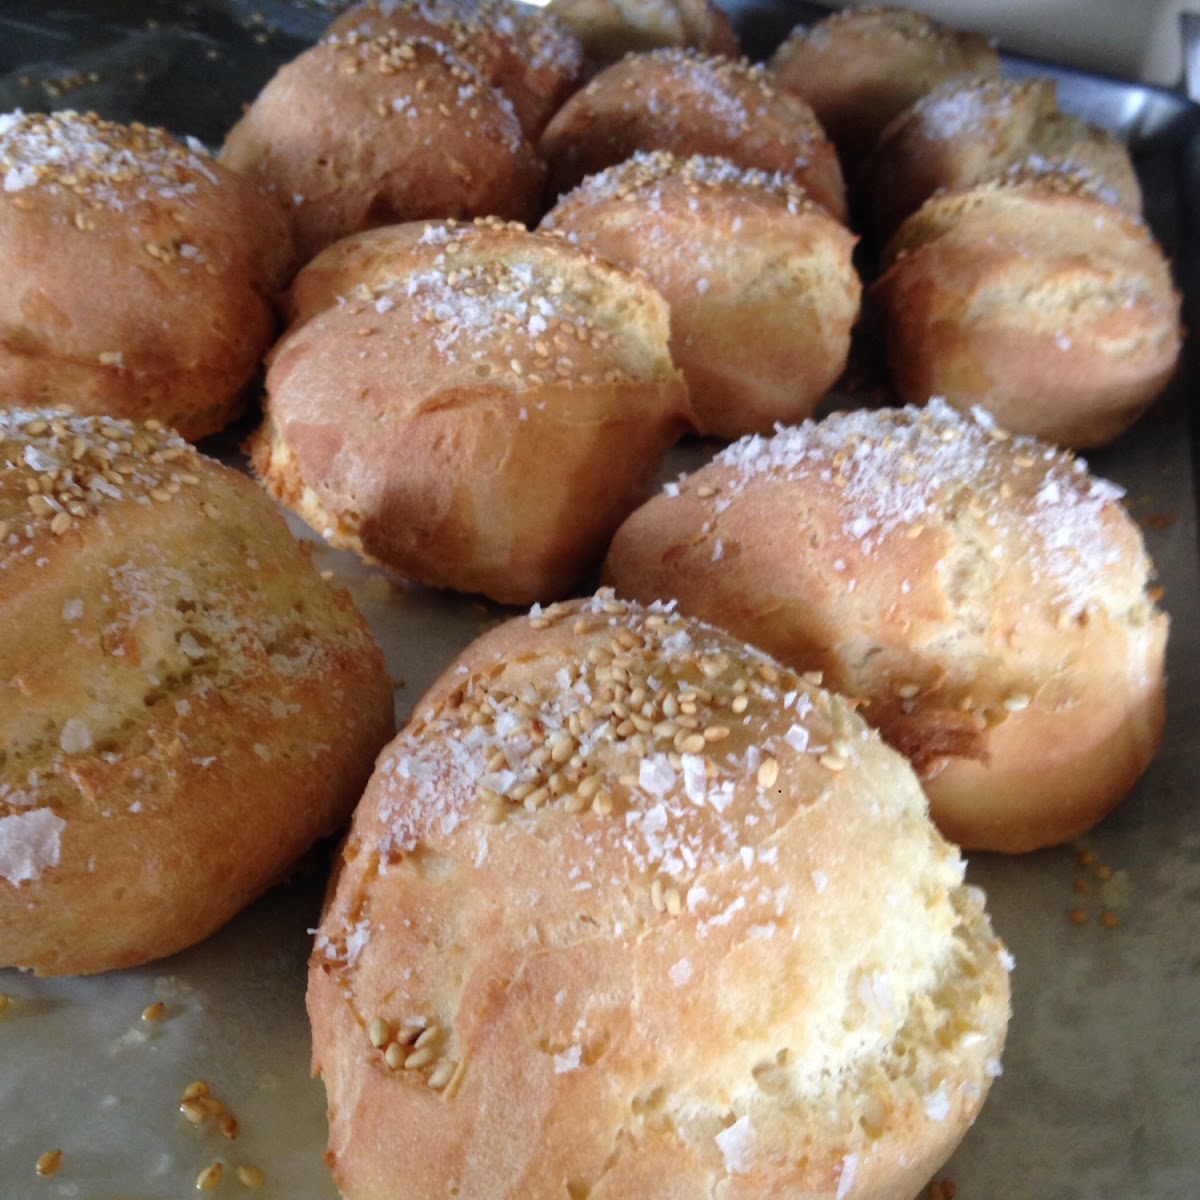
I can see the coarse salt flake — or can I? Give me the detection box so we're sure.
[59,717,92,754]
[553,1045,582,1074]
[0,808,66,885]
[715,1115,755,1174]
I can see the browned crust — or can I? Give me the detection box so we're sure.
[768,5,1001,165]
[0,111,293,440]
[543,150,861,437]
[539,49,847,221]
[253,225,690,604]
[873,180,1183,448]
[221,34,545,264]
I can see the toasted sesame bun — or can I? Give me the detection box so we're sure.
[768,6,1000,167]
[308,591,1011,1200]
[220,32,545,264]
[545,0,739,70]
[250,223,689,604]
[865,75,1142,240]
[539,49,847,221]
[872,174,1183,448]
[325,0,584,136]
[542,150,861,438]
[0,410,394,976]
[0,110,292,441]
[603,400,1169,853]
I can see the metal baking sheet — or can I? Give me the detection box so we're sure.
[1,3,1198,1197]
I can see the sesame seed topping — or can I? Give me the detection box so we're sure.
[0,409,199,560]
[0,109,219,213]
[235,1164,266,1189]
[35,1149,63,1177]
[196,1161,224,1191]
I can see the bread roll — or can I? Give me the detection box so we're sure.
[542,150,861,438]
[546,0,739,69]
[873,173,1182,448]
[325,0,584,136]
[220,32,544,264]
[0,110,292,440]
[539,49,847,221]
[768,6,1000,167]
[866,75,1142,240]
[604,400,1168,853]
[251,223,689,604]
[0,410,394,976]
[308,591,1012,1199]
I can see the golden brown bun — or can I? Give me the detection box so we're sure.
[0,110,292,441]
[251,223,689,604]
[0,410,394,976]
[325,0,584,136]
[546,0,739,69]
[866,75,1142,239]
[769,6,1000,166]
[603,400,1168,853]
[308,591,1012,1199]
[542,151,861,438]
[539,49,848,221]
[220,32,545,264]
[873,174,1183,448]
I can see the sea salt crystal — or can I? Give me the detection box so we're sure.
[668,957,692,986]
[59,717,92,754]
[784,724,809,753]
[836,1153,858,1199]
[715,1115,755,1174]
[0,808,65,884]
[553,1045,582,1074]
[925,1089,951,1122]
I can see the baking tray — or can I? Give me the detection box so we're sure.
[0,3,1198,1197]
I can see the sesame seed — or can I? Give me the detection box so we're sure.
[36,1149,63,1177]
[1003,693,1031,712]
[757,758,780,788]
[818,752,847,772]
[180,1098,209,1125]
[235,1164,266,1189]
[218,1112,239,1140]
[182,1080,210,1101]
[141,1001,167,1022]
[384,1042,406,1070]
[404,1045,438,1070]
[428,1058,456,1091]
[196,1161,224,1191]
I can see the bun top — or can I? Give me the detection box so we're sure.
[0,409,197,553]
[326,0,584,133]
[712,398,1149,624]
[0,108,291,286]
[545,146,825,215]
[540,48,847,219]
[2,109,220,211]
[309,590,1011,1199]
